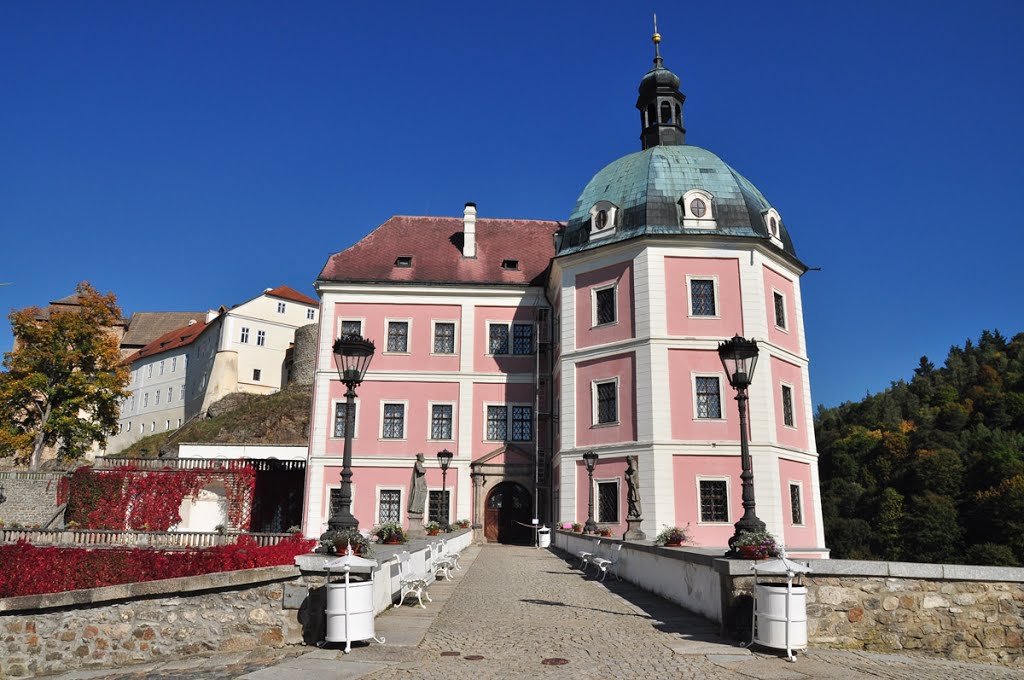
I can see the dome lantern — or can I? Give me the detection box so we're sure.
[637,16,686,150]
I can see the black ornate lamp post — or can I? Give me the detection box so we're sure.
[718,334,767,556]
[436,449,453,531]
[321,333,375,542]
[582,451,599,534]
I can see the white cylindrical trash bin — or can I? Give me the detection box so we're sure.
[537,526,551,548]
[750,556,811,662]
[324,547,386,653]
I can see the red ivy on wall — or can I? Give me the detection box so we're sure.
[66,464,257,532]
[0,535,315,598]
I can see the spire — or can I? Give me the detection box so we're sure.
[636,18,686,149]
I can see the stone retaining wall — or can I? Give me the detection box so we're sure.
[0,472,67,527]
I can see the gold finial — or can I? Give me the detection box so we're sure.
[652,13,662,61]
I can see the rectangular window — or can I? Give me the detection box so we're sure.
[382,403,405,439]
[597,480,619,523]
[253,369,261,381]
[159,360,165,375]
[790,483,803,525]
[428,489,450,525]
[143,392,149,408]
[155,390,161,406]
[165,420,171,430]
[595,286,616,325]
[240,327,250,343]
[699,479,729,523]
[695,376,722,419]
[486,405,507,441]
[387,321,409,352]
[512,324,533,355]
[277,302,286,314]
[782,384,795,427]
[177,418,182,428]
[334,401,356,438]
[167,387,173,403]
[147,365,153,378]
[171,357,177,372]
[433,322,456,354]
[129,395,136,411]
[341,319,362,337]
[179,385,185,401]
[595,380,617,424]
[379,489,401,524]
[774,291,787,330]
[690,279,716,316]
[127,421,132,432]
[307,308,315,320]
[511,405,533,441]
[488,324,509,355]
[256,330,266,346]
[431,404,453,440]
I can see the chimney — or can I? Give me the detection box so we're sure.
[463,202,477,258]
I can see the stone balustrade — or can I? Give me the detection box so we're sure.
[0,528,295,548]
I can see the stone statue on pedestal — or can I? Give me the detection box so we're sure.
[407,453,427,536]
[624,455,646,540]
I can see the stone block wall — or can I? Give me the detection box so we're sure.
[0,472,67,527]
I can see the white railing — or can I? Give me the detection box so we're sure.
[0,528,294,549]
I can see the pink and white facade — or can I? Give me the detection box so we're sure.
[302,48,828,557]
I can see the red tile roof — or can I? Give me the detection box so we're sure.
[318,216,562,286]
[122,319,213,364]
[265,285,318,306]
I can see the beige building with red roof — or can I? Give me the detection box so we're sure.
[106,286,318,454]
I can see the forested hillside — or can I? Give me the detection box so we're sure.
[815,330,1024,566]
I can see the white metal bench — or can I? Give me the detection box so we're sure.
[591,543,623,582]
[441,537,461,571]
[577,539,602,571]
[431,541,456,581]
[396,550,432,608]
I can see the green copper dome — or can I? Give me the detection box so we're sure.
[558,144,797,258]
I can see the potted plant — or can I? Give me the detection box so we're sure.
[425,521,441,536]
[373,522,407,544]
[319,528,373,557]
[571,522,583,533]
[731,530,780,559]
[655,525,692,547]
[455,519,471,529]
[598,527,613,537]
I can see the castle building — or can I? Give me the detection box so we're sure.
[303,41,827,557]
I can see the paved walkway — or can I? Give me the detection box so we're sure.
[48,545,1024,679]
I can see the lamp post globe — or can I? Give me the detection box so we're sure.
[582,451,599,534]
[717,335,767,557]
[437,449,453,531]
[321,334,376,544]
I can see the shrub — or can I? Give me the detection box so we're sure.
[373,522,406,543]
[732,530,781,559]
[319,528,372,557]
[655,525,692,546]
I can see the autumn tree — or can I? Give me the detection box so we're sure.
[0,282,130,469]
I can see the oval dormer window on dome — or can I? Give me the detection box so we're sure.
[680,189,716,230]
[588,200,618,241]
[763,208,784,247]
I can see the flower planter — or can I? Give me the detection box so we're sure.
[664,539,683,547]
[740,545,762,559]
[383,537,403,545]
[426,530,440,536]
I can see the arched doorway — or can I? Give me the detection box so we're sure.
[484,481,532,544]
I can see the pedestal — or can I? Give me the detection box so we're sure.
[407,511,425,538]
[624,517,646,541]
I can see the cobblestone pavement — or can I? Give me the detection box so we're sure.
[45,545,1024,679]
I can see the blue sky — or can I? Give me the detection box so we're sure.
[1,1,1022,408]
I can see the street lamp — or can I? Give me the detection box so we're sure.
[321,333,376,542]
[718,334,767,556]
[437,449,453,531]
[582,451,599,534]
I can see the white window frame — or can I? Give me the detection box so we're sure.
[384,318,412,355]
[591,377,620,427]
[323,484,357,525]
[165,420,171,431]
[772,289,789,333]
[482,401,534,442]
[591,283,618,328]
[781,382,797,429]
[159,360,165,375]
[789,480,805,526]
[306,308,316,321]
[177,418,182,428]
[686,275,720,319]
[427,486,453,525]
[155,389,161,406]
[240,327,250,344]
[691,372,727,421]
[256,330,266,347]
[430,319,459,356]
[379,400,408,440]
[277,301,286,314]
[594,477,620,524]
[485,321,535,356]
[129,395,136,411]
[179,385,185,401]
[167,387,173,403]
[127,421,132,432]
[764,208,784,247]
[375,486,404,525]
[331,399,360,439]
[171,357,177,372]
[428,401,456,442]
[146,364,153,378]
[681,189,717,230]
[588,200,618,241]
[338,317,365,338]
[143,392,149,408]
[696,475,732,525]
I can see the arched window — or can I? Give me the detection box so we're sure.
[660,101,672,124]
[764,208,784,246]
[647,103,657,127]
[675,104,681,125]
